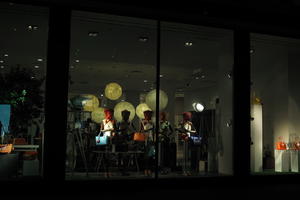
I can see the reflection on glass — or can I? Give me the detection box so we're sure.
[0,3,48,179]
[66,11,156,180]
[250,34,300,174]
[159,22,233,177]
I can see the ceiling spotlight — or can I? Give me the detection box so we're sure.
[0,66,4,69]
[0,60,4,63]
[143,80,148,83]
[70,65,74,69]
[201,75,205,78]
[4,54,8,57]
[34,65,39,69]
[192,102,204,112]
[37,58,43,62]
[159,74,163,78]
[195,77,199,80]
[184,42,193,47]
[75,60,80,63]
[31,76,35,79]
[138,36,149,42]
[250,49,254,54]
[88,32,99,37]
[28,25,38,31]
[100,94,104,97]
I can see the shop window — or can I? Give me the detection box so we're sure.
[250,33,300,174]
[159,22,234,177]
[0,3,48,179]
[66,11,157,180]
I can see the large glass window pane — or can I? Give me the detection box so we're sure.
[0,2,48,179]
[250,33,300,174]
[159,22,233,177]
[66,11,156,180]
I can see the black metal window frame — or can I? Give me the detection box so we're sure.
[2,0,300,190]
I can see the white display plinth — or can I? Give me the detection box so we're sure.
[275,150,290,172]
[290,150,300,172]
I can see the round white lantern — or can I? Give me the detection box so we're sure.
[82,94,99,112]
[145,89,168,111]
[91,107,105,123]
[104,82,122,100]
[114,101,135,122]
[136,103,152,119]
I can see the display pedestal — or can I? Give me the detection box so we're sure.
[23,160,39,176]
[275,150,290,172]
[290,150,300,172]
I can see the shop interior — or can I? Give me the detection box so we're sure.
[1,2,300,180]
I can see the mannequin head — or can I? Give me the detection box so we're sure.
[160,111,167,121]
[182,112,192,122]
[143,110,153,121]
[121,109,130,122]
[104,108,114,120]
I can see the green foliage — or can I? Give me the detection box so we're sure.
[0,66,45,135]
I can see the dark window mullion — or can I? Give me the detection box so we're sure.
[43,6,71,182]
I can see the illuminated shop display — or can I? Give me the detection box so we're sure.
[113,101,135,122]
[145,89,168,111]
[136,103,152,119]
[104,82,122,100]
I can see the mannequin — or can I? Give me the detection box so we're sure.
[140,110,155,177]
[158,112,173,174]
[177,112,196,176]
[100,108,116,178]
[116,109,136,176]
[100,108,116,138]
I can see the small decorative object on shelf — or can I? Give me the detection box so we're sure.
[276,136,287,150]
[294,136,300,150]
[0,144,13,154]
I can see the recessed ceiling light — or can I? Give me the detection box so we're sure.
[201,75,205,78]
[144,80,148,83]
[88,32,99,37]
[4,54,8,57]
[70,65,74,69]
[0,66,4,69]
[0,60,4,63]
[75,60,80,63]
[185,42,193,47]
[250,49,254,54]
[31,76,35,79]
[34,65,39,69]
[37,58,43,62]
[28,25,38,31]
[159,74,163,78]
[195,77,199,80]
[138,36,149,42]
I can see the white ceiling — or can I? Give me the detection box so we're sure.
[0,3,234,98]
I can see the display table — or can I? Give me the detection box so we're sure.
[13,145,39,152]
[275,149,290,172]
[290,150,300,172]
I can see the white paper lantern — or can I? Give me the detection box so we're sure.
[104,82,122,100]
[136,103,151,119]
[82,94,100,112]
[114,101,135,122]
[91,107,105,123]
[145,89,168,111]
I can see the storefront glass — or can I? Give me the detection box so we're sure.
[0,2,48,179]
[250,33,300,174]
[158,22,234,177]
[66,11,157,179]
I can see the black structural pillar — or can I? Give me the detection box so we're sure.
[43,6,71,182]
[233,30,251,177]
[155,20,161,179]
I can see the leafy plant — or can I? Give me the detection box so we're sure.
[0,66,45,135]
